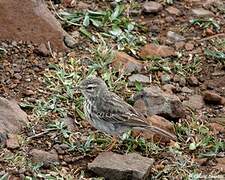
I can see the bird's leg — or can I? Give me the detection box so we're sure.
[105,135,118,151]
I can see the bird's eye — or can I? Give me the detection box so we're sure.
[86,86,94,90]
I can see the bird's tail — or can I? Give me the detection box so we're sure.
[145,125,177,141]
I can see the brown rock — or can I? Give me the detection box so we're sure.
[208,123,225,134]
[203,91,225,105]
[185,43,194,51]
[30,149,59,166]
[0,0,74,51]
[142,1,163,13]
[175,41,185,50]
[34,43,50,57]
[0,97,28,136]
[140,44,176,58]
[147,115,175,133]
[192,8,214,17]
[88,152,154,180]
[166,6,181,16]
[187,76,199,86]
[61,117,77,131]
[132,115,176,142]
[6,134,20,149]
[162,84,176,94]
[112,52,143,74]
[182,95,204,110]
[23,89,35,96]
[214,157,225,173]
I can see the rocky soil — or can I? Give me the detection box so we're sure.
[0,0,225,179]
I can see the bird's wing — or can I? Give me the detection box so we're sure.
[95,92,149,127]
[95,92,177,141]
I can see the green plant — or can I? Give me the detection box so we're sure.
[60,3,146,54]
[190,18,220,31]
[205,49,225,65]
[165,0,174,4]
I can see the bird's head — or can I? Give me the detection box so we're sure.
[78,77,108,100]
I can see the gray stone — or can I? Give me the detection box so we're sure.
[181,87,194,94]
[6,134,20,149]
[167,31,185,42]
[142,1,163,13]
[128,74,150,85]
[183,95,204,110]
[161,74,171,85]
[192,8,213,17]
[88,152,154,180]
[166,6,181,16]
[134,86,185,119]
[30,149,59,167]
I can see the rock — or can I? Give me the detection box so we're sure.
[185,42,194,51]
[6,134,20,149]
[128,74,150,85]
[165,16,175,23]
[182,95,204,110]
[166,6,181,16]
[167,31,185,42]
[61,117,77,131]
[214,158,225,173]
[133,86,185,119]
[142,1,163,14]
[63,36,77,48]
[187,76,199,86]
[181,87,194,94]
[191,8,214,17]
[23,89,35,96]
[173,75,186,87]
[162,84,176,94]
[132,115,176,142]
[161,74,171,85]
[54,144,69,155]
[149,25,160,34]
[175,41,185,50]
[203,91,225,105]
[147,115,175,133]
[0,97,28,140]
[14,73,22,80]
[30,149,59,167]
[0,0,73,51]
[112,52,143,74]
[34,43,50,57]
[140,44,176,58]
[88,152,154,180]
[209,123,225,134]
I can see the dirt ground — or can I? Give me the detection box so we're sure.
[0,0,225,179]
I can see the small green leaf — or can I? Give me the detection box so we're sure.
[79,27,97,42]
[127,23,135,32]
[83,13,90,27]
[90,19,103,27]
[135,81,143,92]
[111,4,123,21]
[109,27,122,37]
[189,142,197,150]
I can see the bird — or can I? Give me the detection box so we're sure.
[78,76,177,142]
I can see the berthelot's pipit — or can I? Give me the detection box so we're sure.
[78,77,177,141]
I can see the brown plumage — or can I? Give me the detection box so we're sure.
[79,77,177,141]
